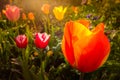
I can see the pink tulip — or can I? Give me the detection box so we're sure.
[34,33,50,49]
[4,5,20,22]
[15,35,28,48]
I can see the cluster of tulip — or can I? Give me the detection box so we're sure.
[2,4,67,49]
[15,33,50,49]
[3,5,51,49]
[2,3,111,73]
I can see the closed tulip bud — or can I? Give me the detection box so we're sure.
[41,4,50,15]
[34,33,50,49]
[53,6,67,21]
[28,12,35,20]
[22,13,27,20]
[4,5,20,22]
[62,20,110,73]
[15,35,28,48]
[72,6,78,14]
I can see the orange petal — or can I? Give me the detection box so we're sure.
[77,23,110,72]
[92,23,104,33]
[71,22,92,69]
[62,21,75,66]
[77,19,90,28]
[62,21,92,67]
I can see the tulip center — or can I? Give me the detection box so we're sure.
[19,36,25,43]
[42,34,46,41]
[11,7,16,12]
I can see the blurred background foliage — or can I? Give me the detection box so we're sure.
[0,0,120,80]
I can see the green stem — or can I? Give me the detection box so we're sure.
[49,25,54,48]
[44,24,48,33]
[44,14,50,33]
[32,20,36,31]
[15,21,19,35]
[47,14,50,33]
[21,48,31,80]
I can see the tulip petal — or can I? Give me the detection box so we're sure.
[76,23,110,72]
[62,21,75,66]
[71,22,92,68]
[62,21,92,67]
[92,23,104,33]
[63,7,67,14]
[78,19,90,28]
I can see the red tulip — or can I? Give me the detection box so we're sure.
[61,20,110,73]
[34,33,50,48]
[4,5,20,22]
[15,35,28,48]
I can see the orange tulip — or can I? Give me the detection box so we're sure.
[22,13,27,20]
[28,12,35,20]
[41,4,50,15]
[61,20,110,73]
[72,6,78,14]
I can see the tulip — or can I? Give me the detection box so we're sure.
[72,6,78,14]
[41,4,50,15]
[28,12,36,30]
[22,13,27,20]
[28,12,35,20]
[34,33,50,49]
[53,6,67,21]
[15,35,28,48]
[61,20,110,73]
[4,5,20,22]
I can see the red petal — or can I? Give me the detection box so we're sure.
[62,21,75,66]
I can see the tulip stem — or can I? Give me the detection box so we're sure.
[44,24,48,33]
[79,72,84,80]
[32,20,36,31]
[47,14,50,33]
[15,21,19,34]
